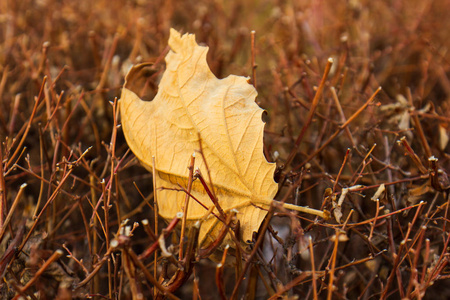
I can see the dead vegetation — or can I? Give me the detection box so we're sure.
[0,0,449,299]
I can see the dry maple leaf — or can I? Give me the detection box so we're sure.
[120,29,326,248]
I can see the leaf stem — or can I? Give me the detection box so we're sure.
[255,198,329,219]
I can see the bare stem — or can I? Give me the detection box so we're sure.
[285,58,334,168]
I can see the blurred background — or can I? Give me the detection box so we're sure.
[1,0,449,299]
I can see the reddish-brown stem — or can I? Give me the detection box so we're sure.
[152,155,159,283]
[6,76,47,170]
[406,225,426,296]
[96,33,119,91]
[309,237,318,300]
[350,143,376,186]
[332,148,350,192]
[251,30,257,89]
[18,147,91,253]
[327,230,340,300]
[285,58,334,168]
[293,87,381,171]
[180,153,195,259]
[368,200,380,241]
[0,146,6,228]
[19,167,73,253]
[126,247,180,300]
[420,238,431,285]
[230,202,275,300]
[139,214,182,260]
[198,212,234,258]
[76,247,114,288]
[195,169,227,221]
[381,201,426,299]
[12,250,63,300]
[216,245,229,300]
[399,136,428,174]
[407,88,432,158]
[230,179,300,299]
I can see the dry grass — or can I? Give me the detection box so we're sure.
[0,0,449,299]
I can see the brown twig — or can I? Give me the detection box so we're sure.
[126,247,180,300]
[407,88,432,158]
[0,183,26,243]
[381,201,426,299]
[180,153,195,259]
[398,136,428,174]
[216,244,230,300]
[6,76,47,170]
[293,87,382,171]
[139,214,182,260]
[326,230,340,300]
[250,30,257,89]
[230,179,301,299]
[332,148,350,193]
[195,169,227,221]
[285,58,334,169]
[309,237,318,300]
[12,250,63,300]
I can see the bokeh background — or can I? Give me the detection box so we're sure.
[1,0,449,299]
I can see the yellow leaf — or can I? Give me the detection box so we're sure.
[120,29,325,248]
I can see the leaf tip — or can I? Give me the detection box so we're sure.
[169,28,198,54]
